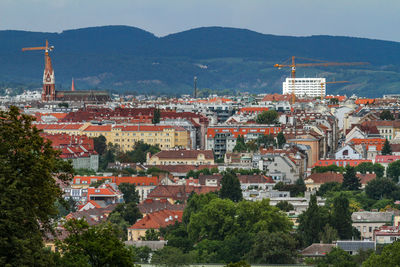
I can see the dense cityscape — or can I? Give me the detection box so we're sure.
[2,1,400,267]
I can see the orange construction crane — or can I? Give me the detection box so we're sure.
[274,56,368,104]
[22,40,54,53]
[320,81,349,100]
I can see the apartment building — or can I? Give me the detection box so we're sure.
[282,78,326,98]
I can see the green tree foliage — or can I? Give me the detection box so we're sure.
[151,246,194,267]
[316,247,357,267]
[256,134,275,148]
[342,165,361,191]
[273,179,306,197]
[365,177,398,200]
[277,131,286,149]
[56,219,135,266]
[0,106,73,266]
[129,246,152,263]
[246,231,297,264]
[382,139,392,155]
[297,194,329,247]
[318,224,339,244]
[112,202,142,225]
[219,171,243,202]
[161,222,193,253]
[144,229,160,241]
[185,167,219,179]
[92,135,107,155]
[90,179,109,188]
[233,135,247,152]
[331,193,353,240]
[363,241,400,267]
[387,160,400,182]
[380,110,394,120]
[119,183,140,204]
[225,260,250,267]
[312,164,345,173]
[256,110,278,124]
[373,163,385,178]
[276,200,294,212]
[355,162,374,174]
[75,168,97,176]
[317,182,342,197]
[152,108,161,124]
[182,192,218,226]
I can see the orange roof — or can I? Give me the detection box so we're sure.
[129,210,183,230]
[313,159,372,168]
[350,138,386,151]
[238,107,269,114]
[83,125,112,132]
[73,176,159,186]
[325,95,346,102]
[355,99,375,105]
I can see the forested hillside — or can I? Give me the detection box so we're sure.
[1,25,399,97]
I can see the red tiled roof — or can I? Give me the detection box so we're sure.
[306,172,376,185]
[84,125,112,132]
[375,155,400,164]
[152,150,214,160]
[129,210,183,230]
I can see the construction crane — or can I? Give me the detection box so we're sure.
[274,56,369,104]
[22,39,54,53]
[320,81,349,100]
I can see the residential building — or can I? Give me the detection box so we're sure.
[305,172,376,192]
[147,185,219,204]
[127,210,183,241]
[352,211,394,240]
[147,150,214,165]
[374,226,400,245]
[282,77,326,98]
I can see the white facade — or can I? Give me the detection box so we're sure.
[283,78,326,98]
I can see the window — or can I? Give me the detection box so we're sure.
[95,189,100,193]
[369,227,372,233]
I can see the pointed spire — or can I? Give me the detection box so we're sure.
[71,78,75,91]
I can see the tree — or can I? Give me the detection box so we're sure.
[246,231,297,264]
[144,229,160,241]
[233,135,247,152]
[182,192,218,226]
[387,160,400,182]
[365,177,398,200]
[152,108,161,124]
[92,135,107,155]
[225,260,250,267]
[319,224,339,244]
[277,131,286,148]
[56,219,135,266]
[342,165,361,191]
[129,246,152,263]
[297,194,329,247]
[276,200,294,212]
[219,171,243,202]
[316,247,357,267]
[256,110,278,124]
[355,162,374,174]
[331,193,353,240]
[379,110,394,121]
[151,246,193,267]
[373,163,385,178]
[118,183,140,204]
[111,202,142,225]
[382,139,392,155]
[317,182,342,197]
[363,241,400,267]
[0,106,73,266]
[257,134,275,148]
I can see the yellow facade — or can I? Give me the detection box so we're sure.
[147,152,214,165]
[39,123,190,152]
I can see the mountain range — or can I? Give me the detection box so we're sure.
[1,25,400,97]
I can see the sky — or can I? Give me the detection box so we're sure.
[1,0,399,42]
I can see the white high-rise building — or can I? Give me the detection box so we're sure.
[282,78,326,98]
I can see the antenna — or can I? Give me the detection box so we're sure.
[194,76,198,98]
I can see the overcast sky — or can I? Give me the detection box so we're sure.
[1,0,399,42]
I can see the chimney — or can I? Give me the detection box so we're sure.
[71,78,75,92]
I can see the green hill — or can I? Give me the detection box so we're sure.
[0,25,399,97]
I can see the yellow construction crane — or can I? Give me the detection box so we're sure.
[274,56,368,104]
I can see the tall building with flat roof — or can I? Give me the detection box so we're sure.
[283,78,326,98]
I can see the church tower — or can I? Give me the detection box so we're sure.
[42,49,56,101]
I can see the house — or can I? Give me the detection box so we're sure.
[305,172,376,192]
[352,211,394,240]
[313,159,372,168]
[65,204,118,226]
[374,155,400,176]
[86,183,124,205]
[147,185,219,204]
[127,210,183,241]
[147,150,214,165]
[336,240,375,255]
[138,199,185,215]
[150,164,217,178]
[374,226,400,245]
[335,144,362,160]
[301,243,335,257]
